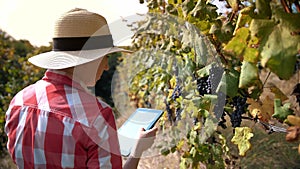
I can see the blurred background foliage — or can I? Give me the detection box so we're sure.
[0,29,47,158]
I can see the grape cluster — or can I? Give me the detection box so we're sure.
[165,80,183,124]
[193,117,199,125]
[171,84,182,100]
[213,92,227,129]
[230,96,248,128]
[197,64,223,96]
[165,98,173,123]
[197,76,211,95]
[175,107,182,121]
[172,83,183,121]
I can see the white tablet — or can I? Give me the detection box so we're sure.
[117,108,163,157]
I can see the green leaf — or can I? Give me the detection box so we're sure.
[255,0,271,19]
[231,127,254,156]
[260,25,297,79]
[217,68,239,97]
[194,35,209,66]
[199,115,218,143]
[239,61,258,88]
[250,8,300,79]
[272,99,294,121]
[249,19,275,45]
[203,94,218,104]
[196,65,210,77]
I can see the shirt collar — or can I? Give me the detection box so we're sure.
[42,69,91,94]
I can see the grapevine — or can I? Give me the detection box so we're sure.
[114,0,300,168]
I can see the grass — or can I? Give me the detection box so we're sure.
[219,119,300,169]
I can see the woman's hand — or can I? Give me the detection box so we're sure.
[123,127,158,169]
[131,127,158,158]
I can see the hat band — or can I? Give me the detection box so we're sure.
[53,35,114,51]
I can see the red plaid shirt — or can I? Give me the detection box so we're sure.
[5,70,122,169]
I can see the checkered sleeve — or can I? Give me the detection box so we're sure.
[82,104,122,169]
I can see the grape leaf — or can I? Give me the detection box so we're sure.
[261,96,274,117]
[251,8,300,79]
[216,68,239,97]
[224,27,249,60]
[170,75,177,88]
[272,99,294,122]
[196,64,210,77]
[224,26,259,63]
[234,6,254,32]
[231,127,254,156]
[199,115,218,143]
[286,126,300,142]
[255,0,271,19]
[247,98,271,122]
[239,61,259,88]
[243,46,259,63]
[287,115,300,126]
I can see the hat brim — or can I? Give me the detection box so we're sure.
[28,47,132,69]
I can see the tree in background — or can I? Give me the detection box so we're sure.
[0,29,49,157]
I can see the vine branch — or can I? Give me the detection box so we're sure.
[262,71,271,88]
[281,0,292,13]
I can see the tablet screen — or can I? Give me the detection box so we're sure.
[117,108,163,156]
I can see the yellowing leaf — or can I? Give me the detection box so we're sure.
[250,108,263,119]
[224,27,249,60]
[176,139,185,150]
[287,115,300,126]
[170,75,176,88]
[231,127,254,156]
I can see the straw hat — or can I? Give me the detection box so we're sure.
[28,8,131,69]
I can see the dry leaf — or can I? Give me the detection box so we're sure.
[286,126,300,142]
[247,98,272,122]
[262,96,274,114]
[269,83,288,101]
